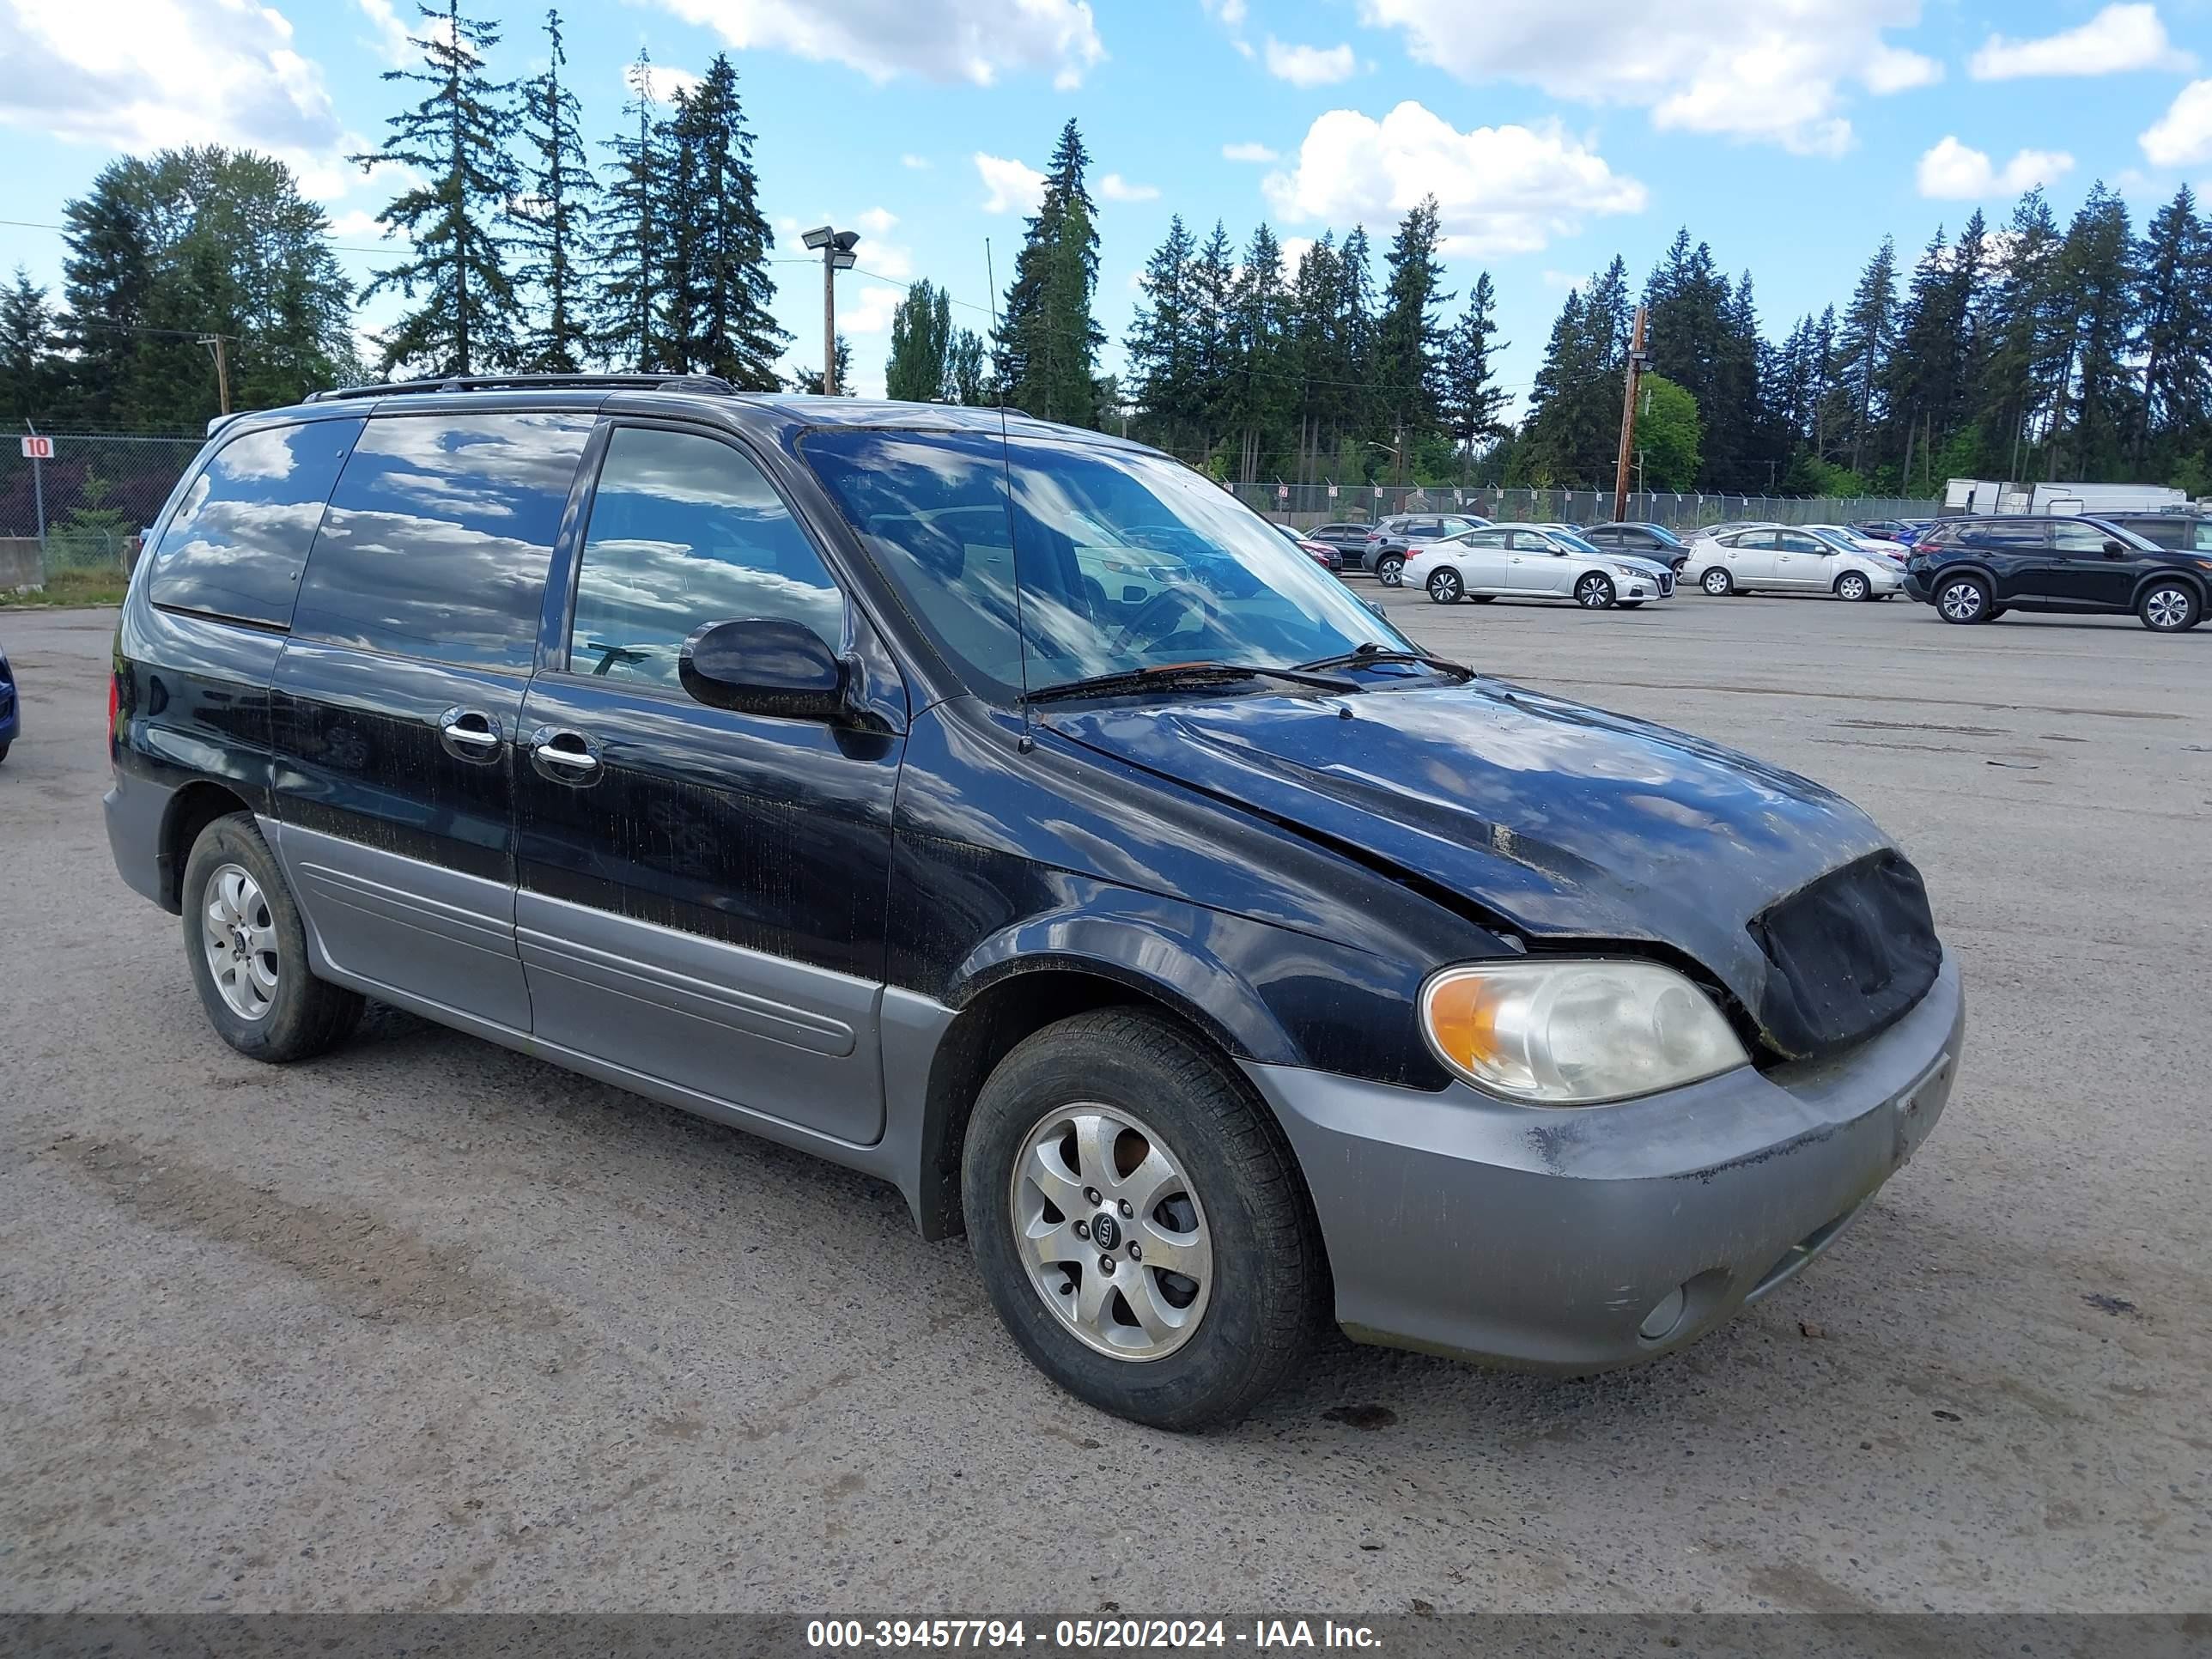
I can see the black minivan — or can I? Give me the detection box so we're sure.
[107,377,1963,1428]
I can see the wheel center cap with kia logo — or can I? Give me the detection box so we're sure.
[1091,1212,1122,1251]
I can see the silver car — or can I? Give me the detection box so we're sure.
[1682,525,1905,601]
[1406,523,1676,609]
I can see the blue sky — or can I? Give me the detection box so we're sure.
[3,0,2210,411]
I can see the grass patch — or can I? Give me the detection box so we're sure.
[0,569,129,608]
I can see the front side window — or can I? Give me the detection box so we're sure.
[1778,532,1826,554]
[148,418,363,628]
[801,428,1411,702]
[2051,520,2115,554]
[295,412,592,670]
[568,427,843,684]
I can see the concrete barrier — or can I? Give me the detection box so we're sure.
[0,538,42,590]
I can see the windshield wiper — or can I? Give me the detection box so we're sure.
[1291,642,1474,680]
[1023,660,1358,705]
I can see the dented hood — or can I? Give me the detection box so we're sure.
[1042,678,1905,1046]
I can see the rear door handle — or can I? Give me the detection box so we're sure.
[529,726,600,781]
[438,706,503,761]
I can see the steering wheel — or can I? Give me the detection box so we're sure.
[1111,580,1222,654]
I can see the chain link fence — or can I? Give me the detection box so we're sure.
[1,433,202,586]
[1237,483,1940,532]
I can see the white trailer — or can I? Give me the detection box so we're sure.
[1944,477,2188,516]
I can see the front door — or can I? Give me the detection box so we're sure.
[270,410,595,1032]
[1771,530,1831,588]
[513,422,907,1146]
[2045,519,2151,608]
[1507,530,1573,593]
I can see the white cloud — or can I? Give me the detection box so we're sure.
[2142,79,2212,167]
[901,153,931,169]
[1263,101,1646,256]
[0,0,345,168]
[1541,269,1589,291]
[326,208,407,244]
[1970,4,2193,80]
[1916,137,2075,198]
[1265,37,1357,87]
[630,62,704,103]
[1356,0,1940,155]
[974,152,1046,216]
[1200,0,1248,22]
[1278,235,1318,272]
[354,0,414,67]
[649,0,1103,88]
[1223,141,1280,162]
[1097,173,1160,202]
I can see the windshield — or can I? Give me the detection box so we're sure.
[801,428,1413,702]
[1550,531,1603,555]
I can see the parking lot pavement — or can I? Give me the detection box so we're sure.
[1,596,2206,1615]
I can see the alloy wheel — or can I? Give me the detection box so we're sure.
[1701,568,1730,596]
[1838,574,1868,600]
[2144,586,2192,629]
[1577,574,1614,609]
[1377,558,1403,587]
[202,863,278,1021]
[1939,580,1984,623]
[1428,569,1462,604]
[1009,1103,1213,1362]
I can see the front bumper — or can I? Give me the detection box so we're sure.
[1242,953,1963,1373]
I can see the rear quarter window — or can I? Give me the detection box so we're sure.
[292,411,593,671]
[146,418,363,628]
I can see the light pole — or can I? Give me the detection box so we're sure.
[800,226,859,394]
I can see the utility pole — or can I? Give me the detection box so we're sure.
[800,226,860,394]
[200,335,231,415]
[1612,306,1649,522]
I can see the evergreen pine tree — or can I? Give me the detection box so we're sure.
[791,334,854,396]
[1000,120,1103,426]
[659,54,787,387]
[1834,236,1899,474]
[350,0,522,376]
[1188,220,1238,462]
[513,9,595,373]
[0,267,58,424]
[1126,215,1199,451]
[592,48,665,372]
[2052,182,2136,479]
[1375,195,1449,439]
[1226,222,1287,483]
[2132,185,2212,466]
[1438,272,1509,467]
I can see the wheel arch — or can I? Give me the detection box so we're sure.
[906,951,1300,1242]
[2132,567,2207,611]
[157,780,255,914]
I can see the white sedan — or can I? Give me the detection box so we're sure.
[1403,523,1676,610]
[1680,525,1905,600]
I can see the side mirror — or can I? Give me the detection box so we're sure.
[678,617,847,722]
[2103,541,2128,559]
[1364,599,1387,619]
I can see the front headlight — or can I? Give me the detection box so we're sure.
[1420,959,1750,1105]
[1612,562,1644,578]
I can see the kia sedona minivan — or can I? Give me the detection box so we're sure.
[107,375,1963,1429]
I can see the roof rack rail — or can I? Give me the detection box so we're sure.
[306,373,738,404]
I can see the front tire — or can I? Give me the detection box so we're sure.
[2139,580,2200,632]
[1425,568,1462,604]
[1936,575,1991,624]
[963,1009,1325,1431]
[1575,572,1616,609]
[1835,571,1871,602]
[1700,568,1733,596]
[1375,554,1404,588]
[181,814,364,1062]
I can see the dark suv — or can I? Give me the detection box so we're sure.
[1582,521,1689,572]
[1365,514,1488,586]
[106,375,1961,1428]
[1905,514,2209,630]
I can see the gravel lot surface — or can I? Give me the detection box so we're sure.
[0,592,2205,1613]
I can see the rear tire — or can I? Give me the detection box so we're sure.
[1425,568,1462,604]
[963,1009,1325,1431]
[0,742,9,764]
[181,814,364,1062]
[2138,580,2200,632]
[1700,568,1733,597]
[1375,555,1404,588]
[1936,575,1991,624]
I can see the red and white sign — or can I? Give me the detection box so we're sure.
[20,435,53,460]
[1275,484,1289,502]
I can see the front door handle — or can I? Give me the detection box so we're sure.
[438,706,503,761]
[530,726,600,781]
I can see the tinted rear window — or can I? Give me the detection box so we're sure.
[147,419,362,628]
[293,412,592,671]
